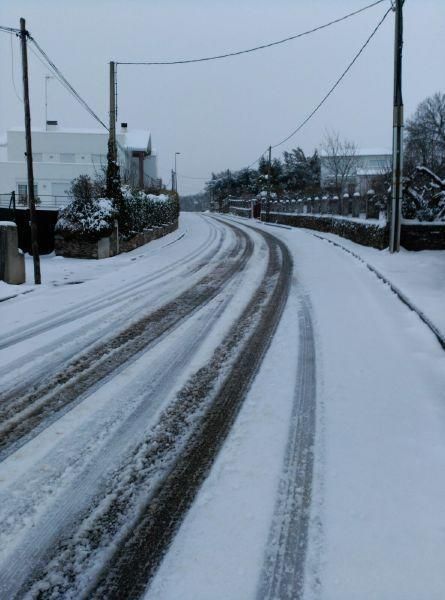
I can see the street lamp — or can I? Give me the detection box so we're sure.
[174,152,180,193]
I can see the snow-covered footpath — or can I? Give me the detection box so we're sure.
[148,216,445,600]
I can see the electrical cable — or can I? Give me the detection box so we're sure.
[27,35,108,130]
[270,6,392,149]
[10,33,23,102]
[116,0,385,65]
[0,25,20,34]
[207,6,391,185]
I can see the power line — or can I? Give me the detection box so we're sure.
[208,6,391,183]
[10,33,23,102]
[271,6,392,150]
[0,25,20,34]
[116,0,385,66]
[27,35,108,130]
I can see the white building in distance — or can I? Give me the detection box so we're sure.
[320,148,392,194]
[0,122,159,210]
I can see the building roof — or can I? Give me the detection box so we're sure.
[357,147,391,156]
[123,130,151,152]
[8,126,108,135]
[320,147,391,158]
[5,126,152,154]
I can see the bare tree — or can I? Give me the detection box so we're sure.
[321,131,358,194]
[405,92,445,176]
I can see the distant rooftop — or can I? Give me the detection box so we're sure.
[5,126,152,152]
[320,147,391,158]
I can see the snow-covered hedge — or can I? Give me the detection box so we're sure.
[56,197,115,240]
[56,175,179,241]
[118,186,179,237]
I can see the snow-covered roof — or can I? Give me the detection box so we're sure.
[8,126,108,135]
[123,130,151,152]
[320,147,391,158]
[357,167,389,176]
[357,148,391,156]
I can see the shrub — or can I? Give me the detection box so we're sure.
[55,175,116,240]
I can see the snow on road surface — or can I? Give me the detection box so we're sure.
[148,215,445,600]
[0,213,444,599]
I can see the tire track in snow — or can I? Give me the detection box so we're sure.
[0,217,217,356]
[20,221,292,600]
[0,218,225,401]
[0,221,250,461]
[257,293,316,600]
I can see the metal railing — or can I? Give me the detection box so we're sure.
[0,193,72,210]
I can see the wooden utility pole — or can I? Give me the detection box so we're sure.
[20,17,41,284]
[266,145,272,223]
[109,61,117,164]
[106,61,121,200]
[389,0,404,253]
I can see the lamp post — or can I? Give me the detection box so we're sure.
[174,151,180,193]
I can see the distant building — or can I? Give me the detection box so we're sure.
[320,148,392,194]
[0,122,159,210]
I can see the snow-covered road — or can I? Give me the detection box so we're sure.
[0,213,444,599]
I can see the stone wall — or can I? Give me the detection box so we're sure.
[400,222,445,251]
[55,220,178,259]
[263,212,389,249]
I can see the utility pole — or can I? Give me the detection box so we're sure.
[171,169,175,192]
[266,145,272,223]
[20,17,41,284]
[174,152,180,193]
[106,61,119,199]
[389,0,404,253]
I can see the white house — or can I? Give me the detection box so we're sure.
[320,148,392,194]
[0,122,159,210]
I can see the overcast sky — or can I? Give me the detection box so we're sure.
[1,0,444,194]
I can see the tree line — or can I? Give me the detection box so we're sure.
[204,92,445,206]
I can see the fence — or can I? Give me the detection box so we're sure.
[228,191,385,222]
[0,192,72,211]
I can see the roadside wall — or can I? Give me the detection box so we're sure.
[227,198,445,251]
[54,220,178,259]
[264,212,389,249]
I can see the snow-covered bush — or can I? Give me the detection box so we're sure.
[403,166,445,221]
[118,185,179,237]
[55,175,115,240]
[56,175,179,241]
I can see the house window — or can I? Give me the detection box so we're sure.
[17,183,38,206]
[60,153,75,163]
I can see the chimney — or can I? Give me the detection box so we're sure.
[121,122,128,132]
[46,120,58,131]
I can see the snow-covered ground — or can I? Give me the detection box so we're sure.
[310,230,445,339]
[148,216,445,600]
[1,213,444,599]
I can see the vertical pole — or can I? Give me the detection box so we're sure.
[171,169,175,192]
[106,61,119,198]
[390,0,404,253]
[109,61,117,164]
[20,17,41,284]
[266,145,272,222]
